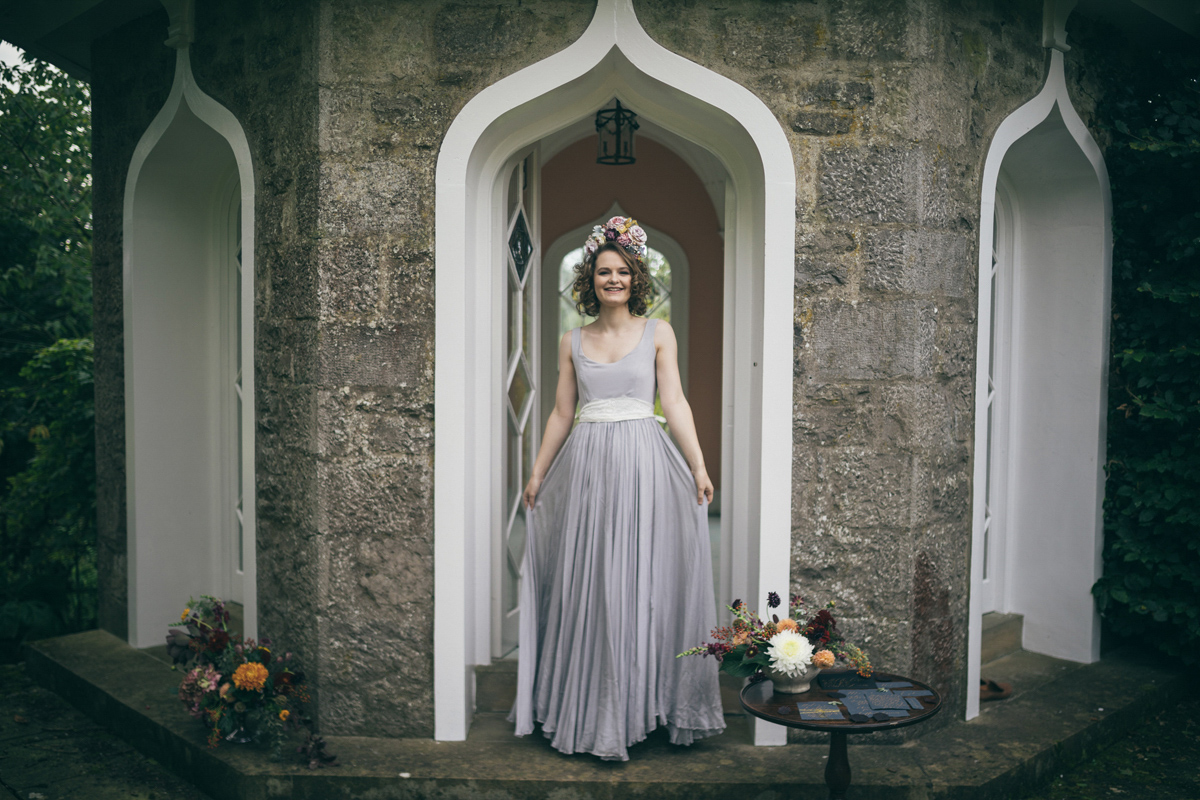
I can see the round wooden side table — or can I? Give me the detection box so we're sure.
[740,670,942,800]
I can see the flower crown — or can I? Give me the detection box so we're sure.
[583,216,648,261]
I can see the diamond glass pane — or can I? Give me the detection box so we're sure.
[509,211,533,283]
[507,269,520,361]
[522,424,535,491]
[506,163,520,220]
[521,158,533,216]
[648,295,672,323]
[507,417,521,516]
[560,247,584,292]
[502,519,521,614]
[523,271,536,364]
[647,247,671,288]
[507,507,527,576]
[508,356,532,423]
[559,297,585,343]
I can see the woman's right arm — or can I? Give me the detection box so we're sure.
[523,331,578,509]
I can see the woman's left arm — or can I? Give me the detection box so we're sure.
[654,320,714,505]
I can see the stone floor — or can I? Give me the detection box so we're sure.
[21,629,1189,800]
[0,663,213,800]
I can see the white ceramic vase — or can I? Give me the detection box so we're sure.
[763,664,822,694]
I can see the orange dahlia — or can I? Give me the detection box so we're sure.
[232,662,269,692]
[776,618,799,634]
[813,649,835,669]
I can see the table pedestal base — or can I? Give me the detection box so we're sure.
[824,731,850,800]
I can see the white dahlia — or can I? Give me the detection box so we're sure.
[766,629,815,677]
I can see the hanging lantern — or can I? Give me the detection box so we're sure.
[595,99,639,165]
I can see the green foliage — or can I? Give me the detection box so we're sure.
[0,51,95,657]
[0,339,96,645]
[0,56,92,387]
[1091,49,1200,663]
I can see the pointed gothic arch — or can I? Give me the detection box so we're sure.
[122,47,257,648]
[434,0,796,743]
[967,47,1112,720]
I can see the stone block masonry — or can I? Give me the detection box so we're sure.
[87,0,1116,740]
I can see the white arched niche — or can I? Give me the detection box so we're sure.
[123,46,257,647]
[967,47,1112,720]
[434,0,796,743]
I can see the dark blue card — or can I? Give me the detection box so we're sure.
[818,672,878,690]
[867,692,911,710]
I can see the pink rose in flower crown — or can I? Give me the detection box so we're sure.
[616,233,632,247]
[607,216,629,230]
[628,225,647,246]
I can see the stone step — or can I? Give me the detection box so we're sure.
[473,658,745,714]
[981,611,1024,665]
[27,630,1185,800]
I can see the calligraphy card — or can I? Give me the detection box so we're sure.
[867,692,911,710]
[796,704,845,721]
[818,672,877,691]
[838,692,874,716]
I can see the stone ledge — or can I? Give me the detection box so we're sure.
[28,629,1185,800]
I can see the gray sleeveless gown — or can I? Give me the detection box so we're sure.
[509,318,726,761]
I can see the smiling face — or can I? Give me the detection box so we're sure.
[593,249,633,309]
[572,242,653,317]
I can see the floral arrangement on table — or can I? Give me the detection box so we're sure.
[678,591,872,687]
[165,595,329,764]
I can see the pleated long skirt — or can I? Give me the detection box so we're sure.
[508,416,726,761]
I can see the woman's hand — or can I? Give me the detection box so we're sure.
[692,467,714,506]
[523,475,542,510]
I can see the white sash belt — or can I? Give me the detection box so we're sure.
[576,397,664,423]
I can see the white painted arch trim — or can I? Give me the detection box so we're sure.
[966,48,1112,720]
[434,0,795,743]
[122,46,257,646]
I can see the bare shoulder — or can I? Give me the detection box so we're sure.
[652,318,677,346]
[559,329,573,353]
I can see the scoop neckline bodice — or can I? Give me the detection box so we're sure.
[577,319,655,365]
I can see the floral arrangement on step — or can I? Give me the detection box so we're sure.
[678,591,872,680]
[166,595,324,762]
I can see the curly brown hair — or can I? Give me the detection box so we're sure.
[572,242,655,317]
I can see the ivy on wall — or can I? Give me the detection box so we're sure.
[1091,47,1200,663]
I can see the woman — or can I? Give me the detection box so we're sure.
[509,216,725,761]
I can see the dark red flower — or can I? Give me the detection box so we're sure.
[804,608,837,646]
[207,629,230,653]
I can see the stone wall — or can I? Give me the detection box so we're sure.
[90,0,324,709]
[89,0,1120,740]
[636,0,1048,727]
[312,0,593,736]
[189,0,326,730]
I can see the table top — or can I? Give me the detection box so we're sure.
[739,670,942,733]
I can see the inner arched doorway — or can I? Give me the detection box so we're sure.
[123,47,257,648]
[968,48,1112,720]
[434,0,796,744]
[490,133,728,659]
